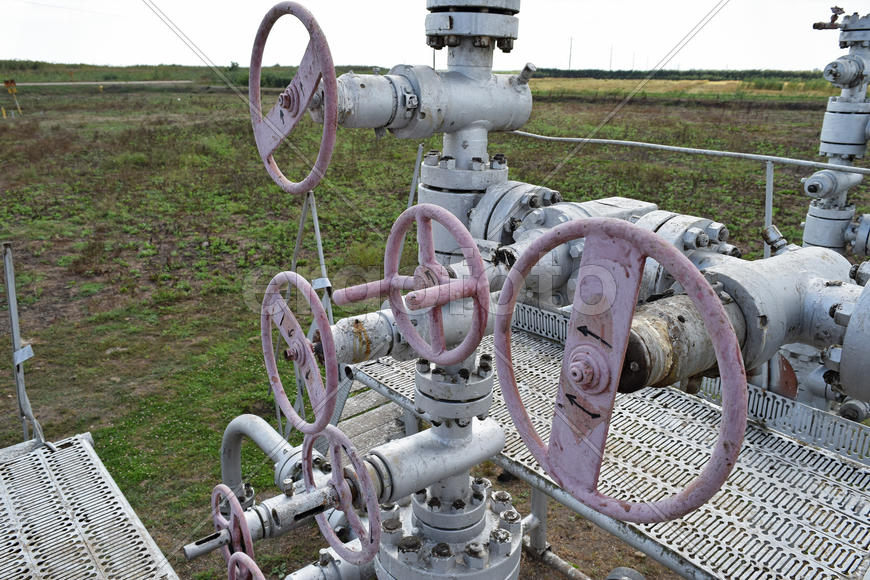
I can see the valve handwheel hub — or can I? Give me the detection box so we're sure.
[333,204,490,366]
[494,218,748,523]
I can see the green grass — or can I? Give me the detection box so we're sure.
[0,82,866,578]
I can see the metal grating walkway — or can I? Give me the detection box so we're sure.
[357,332,870,580]
[0,434,178,580]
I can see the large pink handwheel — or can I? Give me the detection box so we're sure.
[302,425,381,565]
[212,484,255,580]
[332,204,490,366]
[250,2,338,195]
[262,271,338,435]
[227,553,266,580]
[494,218,748,524]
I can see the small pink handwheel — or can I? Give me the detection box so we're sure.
[261,271,338,435]
[227,553,266,580]
[302,425,381,565]
[494,217,748,524]
[249,2,338,195]
[212,484,255,580]
[333,204,490,366]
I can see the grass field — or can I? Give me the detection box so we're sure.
[0,75,866,579]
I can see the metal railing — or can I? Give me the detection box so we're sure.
[513,130,870,259]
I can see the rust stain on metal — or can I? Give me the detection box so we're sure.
[352,319,372,361]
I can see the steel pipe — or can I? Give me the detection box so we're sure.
[221,414,293,498]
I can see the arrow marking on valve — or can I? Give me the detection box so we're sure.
[577,326,612,349]
[565,394,601,419]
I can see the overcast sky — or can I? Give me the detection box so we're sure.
[2,1,854,72]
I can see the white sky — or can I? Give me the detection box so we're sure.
[1,0,854,72]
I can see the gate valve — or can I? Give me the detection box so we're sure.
[494,218,748,523]
[227,553,266,580]
[261,271,339,435]
[333,204,490,366]
[301,425,381,565]
[249,2,338,195]
[212,484,256,580]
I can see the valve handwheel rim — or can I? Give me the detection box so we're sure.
[227,553,266,580]
[249,2,338,195]
[494,217,748,524]
[333,203,490,367]
[261,271,338,435]
[301,425,381,565]
[212,483,255,580]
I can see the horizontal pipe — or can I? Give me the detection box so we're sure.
[522,537,593,580]
[513,130,870,176]
[368,418,505,503]
[490,456,714,579]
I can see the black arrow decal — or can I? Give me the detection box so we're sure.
[565,394,601,419]
[577,325,612,349]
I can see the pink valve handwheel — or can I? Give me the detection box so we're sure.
[212,484,255,580]
[332,204,490,366]
[250,2,338,195]
[261,271,338,435]
[227,553,266,580]
[494,218,748,524]
[302,425,381,565]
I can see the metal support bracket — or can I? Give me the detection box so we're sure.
[3,242,45,444]
[275,191,340,439]
[13,345,33,366]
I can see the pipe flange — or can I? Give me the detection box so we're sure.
[852,215,870,257]
[427,0,521,14]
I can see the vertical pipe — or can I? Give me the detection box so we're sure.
[408,144,424,210]
[764,161,774,259]
[528,486,549,553]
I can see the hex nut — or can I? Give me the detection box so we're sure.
[491,490,512,513]
[398,536,422,564]
[499,509,522,534]
[472,477,491,493]
[823,346,844,372]
[439,156,457,170]
[464,541,487,569]
[382,517,403,545]
[490,529,512,557]
[318,549,334,567]
[424,152,440,167]
[706,222,729,243]
[430,543,454,572]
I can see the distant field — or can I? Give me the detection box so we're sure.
[530,77,839,100]
[1,60,839,100]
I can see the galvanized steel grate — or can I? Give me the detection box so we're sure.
[0,434,178,580]
[357,331,870,580]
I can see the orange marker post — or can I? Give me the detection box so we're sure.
[4,80,22,115]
